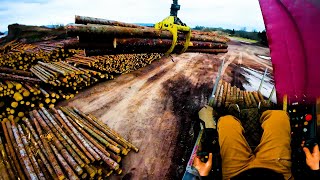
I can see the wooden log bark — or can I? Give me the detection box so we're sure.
[61,108,120,154]
[1,120,25,180]
[73,107,129,149]
[55,109,102,161]
[22,121,58,180]
[75,15,143,28]
[68,108,123,161]
[50,144,80,180]
[0,73,41,83]
[11,121,39,180]
[0,67,33,77]
[88,113,139,152]
[34,110,83,175]
[67,108,123,154]
[60,108,120,167]
[67,24,229,43]
[50,109,95,163]
[253,91,261,105]
[30,112,66,180]
[36,158,52,180]
[64,115,119,170]
[5,143,18,180]
[248,92,257,107]
[41,107,90,165]
[217,84,224,108]
[61,110,119,170]
[0,137,10,180]
[67,38,228,49]
[17,124,46,180]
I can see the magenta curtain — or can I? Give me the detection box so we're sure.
[259,0,320,103]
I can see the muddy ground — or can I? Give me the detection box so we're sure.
[59,40,273,179]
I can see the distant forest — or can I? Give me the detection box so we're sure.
[193,26,268,46]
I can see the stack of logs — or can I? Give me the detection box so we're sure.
[65,15,229,56]
[66,53,163,73]
[0,41,163,122]
[0,40,76,71]
[0,106,138,180]
[0,67,45,122]
[31,61,112,90]
[212,80,272,109]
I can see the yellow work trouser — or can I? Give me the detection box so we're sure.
[218,110,292,180]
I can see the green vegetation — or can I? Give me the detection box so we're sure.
[193,26,268,46]
[229,36,258,43]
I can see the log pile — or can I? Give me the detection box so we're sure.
[0,80,42,122]
[0,106,138,180]
[212,80,273,109]
[66,53,163,73]
[65,15,229,56]
[0,40,76,71]
[31,61,112,89]
[0,42,162,122]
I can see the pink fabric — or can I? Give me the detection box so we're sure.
[259,0,320,103]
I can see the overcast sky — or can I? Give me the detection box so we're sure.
[0,0,266,32]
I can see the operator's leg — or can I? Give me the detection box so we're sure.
[218,115,254,179]
[253,110,292,179]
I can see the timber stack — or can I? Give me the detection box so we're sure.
[31,61,112,90]
[212,80,273,109]
[0,106,138,180]
[66,53,163,73]
[65,15,229,56]
[0,40,76,71]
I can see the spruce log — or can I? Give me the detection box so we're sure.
[68,108,122,161]
[0,67,33,77]
[50,145,80,180]
[62,113,119,170]
[41,107,90,165]
[75,15,143,28]
[22,122,58,180]
[61,108,120,154]
[55,109,101,161]
[5,121,28,180]
[5,143,18,180]
[217,84,224,108]
[18,124,46,180]
[11,121,38,180]
[0,73,41,83]
[1,121,25,180]
[0,137,10,180]
[51,109,95,163]
[30,111,66,180]
[67,38,228,50]
[34,110,83,175]
[88,113,139,152]
[65,115,120,170]
[73,107,128,153]
[248,92,257,107]
[66,108,122,154]
[67,24,229,43]
[36,158,52,180]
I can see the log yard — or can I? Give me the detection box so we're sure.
[1,0,319,180]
